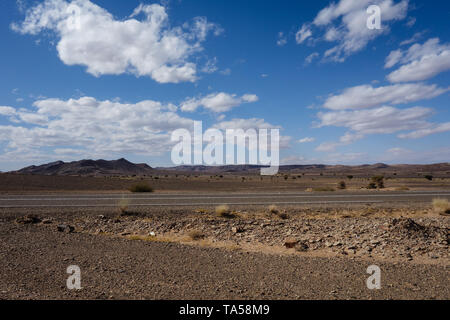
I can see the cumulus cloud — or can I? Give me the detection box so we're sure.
[315,132,364,152]
[385,38,450,82]
[398,122,450,139]
[0,97,293,166]
[384,49,403,68]
[0,97,196,160]
[277,32,287,46]
[213,118,291,149]
[295,24,312,44]
[297,0,408,62]
[379,146,450,164]
[399,30,426,46]
[12,0,221,83]
[323,83,448,110]
[213,118,280,131]
[318,106,433,135]
[304,52,319,65]
[180,93,258,113]
[298,137,315,143]
[315,104,450,151]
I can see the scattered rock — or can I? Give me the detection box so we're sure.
[15,215,41,224]
[57,224,75,233]
[295,241,309,252]
[284,239,298,249]
[232,226,244,234]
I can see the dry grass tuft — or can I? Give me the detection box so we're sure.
[268,205,279,214]
[312,187,335,192]
[277,212,289,220]
[118,198,129,214]
[129,183,153,193]
[188,230,206,241]
[215,205,237,218]
[432,198,450,215]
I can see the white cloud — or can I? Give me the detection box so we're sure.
[315,104,450,151]
[201,57,218,74]
[298,0,409,62]
[298,137,315,143]
[318,106,433,135]
[379,146,450,164]
[398,122,450,139]
[213,118,291,149]
[384,49,403,68]
[295,24,312,44]
[0,97,196,159]
[315,132,364,152]
[277,32,287,46]
[386,38,450,82]
[323,83,448,110]
[405,16,416,27]
[0,106,17,116]
[12,0,220,83]
[280,155,309,165]
[399,30,426,46]
[304,52,319,65]
[180,92,258,113]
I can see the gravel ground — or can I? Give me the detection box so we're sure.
[0,206,449,300]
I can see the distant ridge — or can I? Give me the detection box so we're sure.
[13,158,153,176]
[10,160,450,176]
[156,163,450,174]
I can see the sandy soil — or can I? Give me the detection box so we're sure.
[1,204,448,300]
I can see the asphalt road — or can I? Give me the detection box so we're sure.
[0,191,449,208]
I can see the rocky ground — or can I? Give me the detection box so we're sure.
[0,205,449,299]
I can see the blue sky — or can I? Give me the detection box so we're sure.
[0,0,449,170]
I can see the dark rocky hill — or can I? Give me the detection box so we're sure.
[14,158,153,176]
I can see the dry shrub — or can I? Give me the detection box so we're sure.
[337,181,346,189]
[268,205,279,214]
[129,183,153,193]
[188,230,205,241]
[432,198,450,215]
[313,187,335,192]
[118,198,129,214]
[277,212,289,220]
[216,205,236,218]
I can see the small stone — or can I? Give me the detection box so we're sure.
[232,227,244,234]
[284,239,298,249]
[57,224,74,233]
[16,215,41,224]
[295,241,309,252]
